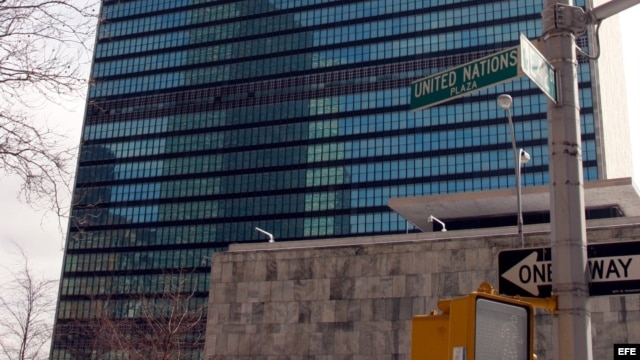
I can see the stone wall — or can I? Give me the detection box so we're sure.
[204,218,640,360]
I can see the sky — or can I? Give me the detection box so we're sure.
[0,3,639,284]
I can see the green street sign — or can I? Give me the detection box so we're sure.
[410,47,520,111]
[519,33,557,103]
[409,34,558,111]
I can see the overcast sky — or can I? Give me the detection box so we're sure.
[0,5,639,281]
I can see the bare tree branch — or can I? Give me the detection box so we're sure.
[0,0,98,216]
[0,244,58,360]
[55,271,207,359]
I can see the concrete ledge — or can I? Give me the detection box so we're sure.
[228,215,640,253]
[388,177,640,231]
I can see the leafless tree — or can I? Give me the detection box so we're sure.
[55,272,207,360]
[0,245,58,360]
[0,0,98,215]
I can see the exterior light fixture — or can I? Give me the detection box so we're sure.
[255,227,274,243]
[428,215,447,232]
[498,94,530,248]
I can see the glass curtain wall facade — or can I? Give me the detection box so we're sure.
[52,0,598,358]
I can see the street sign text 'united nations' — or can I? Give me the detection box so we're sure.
[410,47,520,111]
[410,34,558,111]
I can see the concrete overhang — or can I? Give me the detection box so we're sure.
[388,177,640,232]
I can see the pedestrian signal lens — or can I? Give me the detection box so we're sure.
[475,298,530,360]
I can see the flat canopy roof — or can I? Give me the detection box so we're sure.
[388,178,640,232]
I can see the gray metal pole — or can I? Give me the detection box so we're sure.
[505,108,524,248]
[517,148,524,248]
[541,1,593,359]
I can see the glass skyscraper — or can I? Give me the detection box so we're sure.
[51,0,617,358]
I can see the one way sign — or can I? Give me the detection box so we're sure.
[498,240,640,297]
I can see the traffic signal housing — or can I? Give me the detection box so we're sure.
[412,282,535,360]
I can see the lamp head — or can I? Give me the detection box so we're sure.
[497,94,513,110]
[520,149,531,164]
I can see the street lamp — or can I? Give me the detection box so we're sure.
[427,215,447,232]
[497,94,531,248]
[255,227,274,243]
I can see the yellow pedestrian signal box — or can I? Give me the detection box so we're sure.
[412,282,535,360]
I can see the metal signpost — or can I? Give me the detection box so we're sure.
[541,1,640,359]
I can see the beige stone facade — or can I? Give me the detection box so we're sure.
[204,217,640,360]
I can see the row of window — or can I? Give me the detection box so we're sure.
[84,113,213,141]
[80,90,594,166]
[76,138,601,208]
[64,248,212,273]
[61,272,210,296]
[75,142,561,207]
[73,151,596,233]
[103,0,205,19]
[86,45,592,124]
[64,152,593,249]
[103,0,340,21]
[52,349,202,360]
[76,131,599,193]
[89,23,540,98]
[82,81,578,143]
[70,166,590,240]
[94,7,540,78]
[77,139,546,185]
[82,83,563,154]
[100,0,398,40]
[92,21,540,99]
[107,178,217,203]
[72,162,567,228]
[67,213,348,243]
[68,226,225,250]
[79,117,549,164]
[100,0,538,44]
[102,0,485,23]
[56,296,208,320]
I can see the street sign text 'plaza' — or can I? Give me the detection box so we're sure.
[410,47,519,111]
[410,34,558,111]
